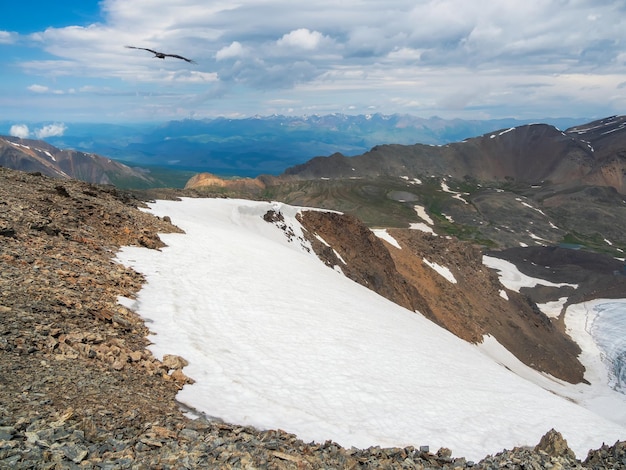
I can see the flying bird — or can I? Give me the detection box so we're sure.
[125,46,196,64]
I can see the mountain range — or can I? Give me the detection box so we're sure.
[6,113,588,177]
[0,135,196,189]
[284,115,626,192]
[4,113,626,253]
[184,115,626,253]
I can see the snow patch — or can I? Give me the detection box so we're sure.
[400,176,422,184]
[440,181,469,204]
[409,222,435,234]
[423,258,457,284]
[372,229,401,249]
[482,256,578,291]
[413,205,433,225]
[537,297,569,319]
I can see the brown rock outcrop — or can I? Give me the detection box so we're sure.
[297,210,432,315]
[184,172,266,192]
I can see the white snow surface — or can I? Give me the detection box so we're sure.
[423,258,457,284]
[372,229,401,249]
[408,222,435,234]
[537,297,569,319]
[573,300,626,396]
[483,257,626,425]
[482,256,578,291]
[413,205,434,225]
[440,181,469,204]
[116,198,626,461]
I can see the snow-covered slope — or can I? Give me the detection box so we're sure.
[116,197,626,461]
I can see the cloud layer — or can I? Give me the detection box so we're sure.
[2,0,626,121]
[9,123,67,139]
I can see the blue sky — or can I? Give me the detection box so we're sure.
[2,0,626,126]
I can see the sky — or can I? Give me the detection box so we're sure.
[1,1,626,124]
[116,197,626,462]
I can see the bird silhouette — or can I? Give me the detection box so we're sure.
[125,46,196,64]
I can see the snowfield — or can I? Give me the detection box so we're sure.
[116,197,626,461]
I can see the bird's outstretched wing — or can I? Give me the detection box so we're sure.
[125,45,159,54]
[163,53,196,64]
[125,45,196,64]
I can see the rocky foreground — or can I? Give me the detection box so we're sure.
[1,166,625,469]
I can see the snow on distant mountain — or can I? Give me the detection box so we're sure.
[0,136,156,188]
[16,114,588,177]
[284,116,626,194]
[116,197,626,462]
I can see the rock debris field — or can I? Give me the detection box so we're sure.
[1,166,625,469]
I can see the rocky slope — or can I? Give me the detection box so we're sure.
[1,166,624,468]
[282,115,626,194]
[0,136,156,188]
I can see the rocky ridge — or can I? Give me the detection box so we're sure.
[1,166,625,468]
[282,115,626,194]
[0,136,156,188]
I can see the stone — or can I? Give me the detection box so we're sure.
[162,354,188,371]
[534,428,576,460]
[129,350,143,362]
[150,425,177,439]
[170,368,194,385]
[0,426,15,441]
[437,447,452,459]
[61,443,89,463]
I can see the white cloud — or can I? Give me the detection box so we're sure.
[6,0,626,120]
[9,124,30,138]
[216,41,245,61]
[34,123,67,138]
[27,84,66,95]
[277,28,325,50]
[27,84,50,93]
[163,70,219,83]
[0,30,16,44]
